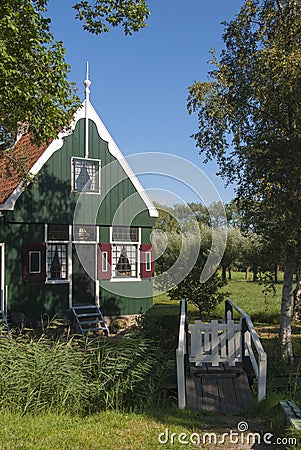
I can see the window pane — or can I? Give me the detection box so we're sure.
[112,244,137,278]
[29,251,41,273]
[73,159,99,192]
[73,225,96,241]
[102,252,108,272]
[48,224,69,240]
[146,251,152,271]
[112,226,139,242]
[47,244,67,279]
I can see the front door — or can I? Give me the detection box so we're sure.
[72,244,96,305]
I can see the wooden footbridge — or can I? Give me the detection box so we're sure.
[176,300,267,414]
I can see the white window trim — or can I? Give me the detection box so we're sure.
[72,224,98,244]
[102,251,108,272]
[145,251,152,272]
[71,156,101,194]
[45,224,70,284]
[29,251,41,274]
[0,243,5,312]
[110,226,141,282]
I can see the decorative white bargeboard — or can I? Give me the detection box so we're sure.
[189,319,242,367]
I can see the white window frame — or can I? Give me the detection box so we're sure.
[45,224,70,284]
[29,251,41,274]
[102,251,108,273]
[0,243,5,313]
[71,157,101,194]
[72,225,98,243]
[145,251,152,272]
[110,226,141,282]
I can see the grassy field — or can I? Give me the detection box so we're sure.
[0,407,275,450]
[1,273,300,449]
[153,270,283,325]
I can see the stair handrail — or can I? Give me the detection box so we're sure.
[176,299,187,409]
[225,298,267,402]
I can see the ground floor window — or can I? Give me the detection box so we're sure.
[111,226,140,279]
[46,225,69,281]
[46,244,68,280]
[112,244,138,278]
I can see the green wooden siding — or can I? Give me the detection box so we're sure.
[1,118,156,319]
[100,279,153,316]
[0,222,69,322]
[6,119,154,227]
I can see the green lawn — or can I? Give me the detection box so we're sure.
[0,408,272,450]
[153,270,283,325]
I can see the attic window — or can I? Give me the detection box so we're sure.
[72,158,100,193]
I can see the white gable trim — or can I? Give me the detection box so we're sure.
[0,101,158,218]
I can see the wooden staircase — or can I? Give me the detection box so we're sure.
[71,305,110,336]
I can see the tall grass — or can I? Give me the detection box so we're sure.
[0,329,174,415]
[0,334,90,414]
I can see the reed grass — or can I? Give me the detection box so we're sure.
[0,329,174,415]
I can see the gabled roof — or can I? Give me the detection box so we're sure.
[0,134,53,205]
[0,100,158,217]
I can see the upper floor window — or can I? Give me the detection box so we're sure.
[72,158,100,193]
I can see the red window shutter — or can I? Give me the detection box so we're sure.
[140,244,154,279]
[22,243,46,282]
[98,243,112,280]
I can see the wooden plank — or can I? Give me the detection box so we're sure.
[186,372,200,411]
[211,320,219,366]
[234,372,253,413]
[218,376,239,415]
[200,376,220,413]
[280,400,301,431]
[227,320,236,366]
[204,328,211,352]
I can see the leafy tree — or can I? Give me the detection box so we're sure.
[168,247,226,320]
[188,0,301,363]
[220,226,244,281]
[0,0,80,149]
[0,0,150,151]
[73,0,150,35]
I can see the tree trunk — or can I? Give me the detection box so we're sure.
[245,267,250,280]
[293,269,301,321]
[253,267,258,282]
[198,304,204,321]
[280,247,295,364]
[228,266,232,280]
[221,265,227,282]
[274,264,279,283]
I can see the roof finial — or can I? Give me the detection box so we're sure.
[84,61,91,102]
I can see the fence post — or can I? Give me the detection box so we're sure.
[240,317,249,368]
[258,353,267,402]
[225,299,233,323]
[176,300,187,409]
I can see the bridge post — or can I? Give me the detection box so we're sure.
[240,317,249,368]
[176,300,187,409]
[225,299,233,323]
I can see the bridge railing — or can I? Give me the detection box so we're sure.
[176,300,187,409]
[225,298,267,402]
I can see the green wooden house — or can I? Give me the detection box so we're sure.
[0,74,158,328]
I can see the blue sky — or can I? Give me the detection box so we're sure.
[47,0,245,206]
